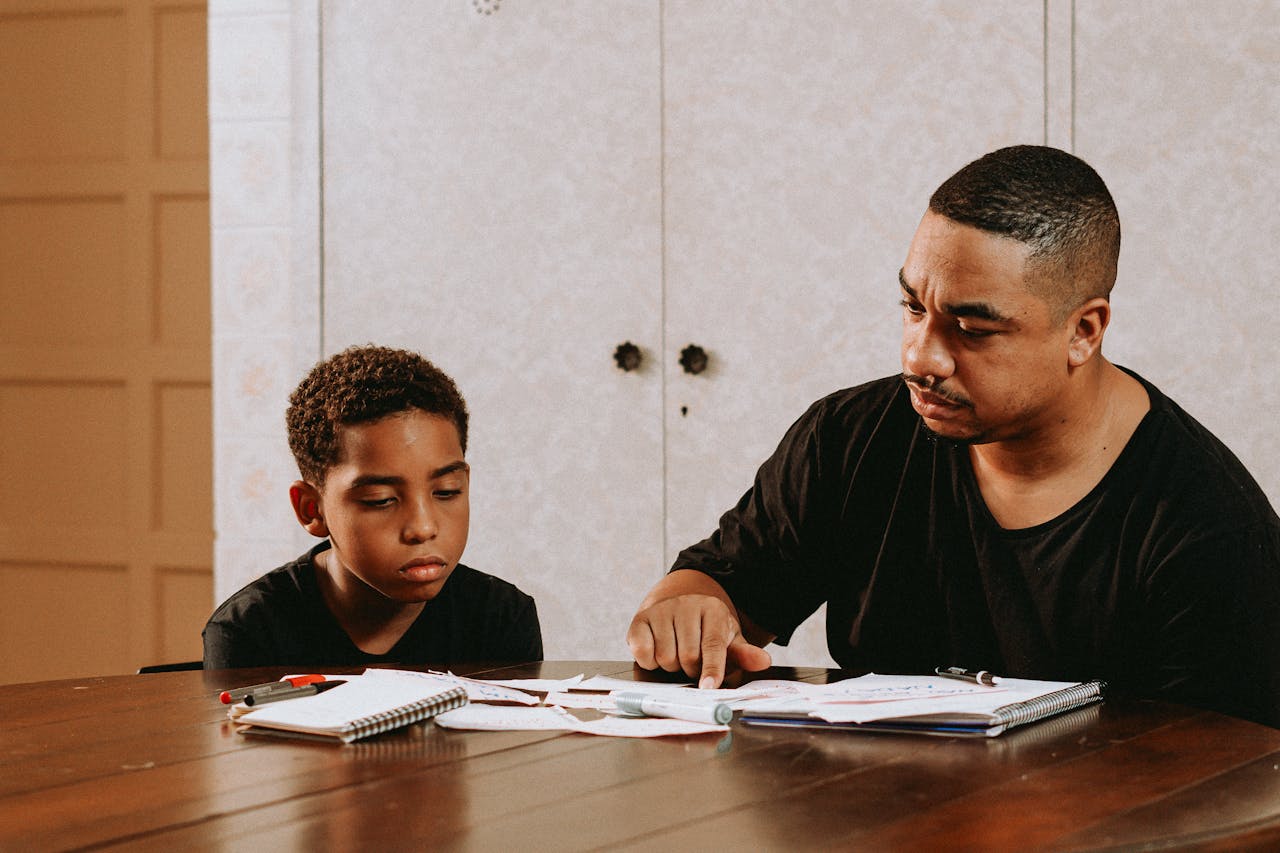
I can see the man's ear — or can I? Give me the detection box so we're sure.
[289,481,329,538]
[1067,297,1111,369]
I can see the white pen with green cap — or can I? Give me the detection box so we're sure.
[613,691,733,725]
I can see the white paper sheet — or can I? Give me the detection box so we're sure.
[573,675,693,692]
[433,704,728,737]
[545,691,618,711]
[477,674,585,693]
[572,715,728,737]
[435,704,579,731]
[378,669,542,705]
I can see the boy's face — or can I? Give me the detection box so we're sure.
[297,409,470,604]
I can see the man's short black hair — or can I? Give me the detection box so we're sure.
[286,344,469,485]
[929,145,1121,320]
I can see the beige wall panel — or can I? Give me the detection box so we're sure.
[0,9,126,163]
[155,5,209,160]
[154,382,211,532]
[154,195,211,347]
[0,196,128,346]
[0,381,128,530]
[155,566,211,662]
[0,561,130,683]
[1074,1,1280,509]
[208,4,316,599]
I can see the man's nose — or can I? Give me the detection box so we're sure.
[902,319,953,381]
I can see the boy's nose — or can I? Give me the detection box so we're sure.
[403,501,438,542]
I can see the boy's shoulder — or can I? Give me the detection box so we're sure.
[438,564,535,610]
[206,546,321,624]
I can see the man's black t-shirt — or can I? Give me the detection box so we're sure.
[677,371,1280,727]
[203,542,543,669]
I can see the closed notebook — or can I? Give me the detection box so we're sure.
[739,675,1106,738]
[235,672,468,743]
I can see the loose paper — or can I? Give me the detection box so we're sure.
[433,704,727,737]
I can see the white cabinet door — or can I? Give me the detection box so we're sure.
[320,2,1046,666]
[661,2,1045,665]
[320,3,665,660]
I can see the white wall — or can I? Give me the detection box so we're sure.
[210,1,1280,666]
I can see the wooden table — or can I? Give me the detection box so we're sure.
[3,661,1279,851]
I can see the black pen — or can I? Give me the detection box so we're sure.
[244,680,347,706]
[934,667,1002,686]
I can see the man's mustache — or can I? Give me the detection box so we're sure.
[902,373,973,408]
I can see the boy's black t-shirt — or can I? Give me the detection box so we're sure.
[202,542,543,669]
[676,371,1280,727]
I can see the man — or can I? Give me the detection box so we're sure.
[627,145,1280,727]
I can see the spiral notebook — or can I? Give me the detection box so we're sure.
[738,675,1106,738]
[235,671,468,743]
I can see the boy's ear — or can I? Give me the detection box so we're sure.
[289,481,329,537]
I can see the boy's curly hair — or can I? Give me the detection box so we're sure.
[286,345,469,485]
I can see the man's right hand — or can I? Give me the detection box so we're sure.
[627,570,773,689]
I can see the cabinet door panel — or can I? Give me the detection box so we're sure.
[662,1,1045,666]
[321,3,663,660]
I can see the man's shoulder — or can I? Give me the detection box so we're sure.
[798,375,912,433]
[1126,370,1278,525]
[814,374,907,409]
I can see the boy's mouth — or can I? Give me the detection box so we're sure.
[400,556,447,583]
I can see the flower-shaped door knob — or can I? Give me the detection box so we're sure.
[613,341,642,372]
[679,344,708,375]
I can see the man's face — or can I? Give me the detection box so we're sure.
[316,410,470,603]
[899,211,1074,444]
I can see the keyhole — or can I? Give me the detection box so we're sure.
[680,405,689,417]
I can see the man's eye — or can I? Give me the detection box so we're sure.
[899,299,924,316]
[958,325,996,339]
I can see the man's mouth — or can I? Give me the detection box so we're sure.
[907,382,969,420]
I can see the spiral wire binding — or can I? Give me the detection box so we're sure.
[992,680,1106,734]
[337,686,468,743]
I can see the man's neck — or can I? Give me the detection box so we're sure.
[967,360,1150,528]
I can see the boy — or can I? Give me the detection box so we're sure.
[203,345,542,668]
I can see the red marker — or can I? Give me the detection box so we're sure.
[219,674,327,704]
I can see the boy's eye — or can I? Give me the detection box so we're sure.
[360,496,396,508]
[434,488,463,500]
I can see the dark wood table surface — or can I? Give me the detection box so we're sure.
[3,660,1280,851]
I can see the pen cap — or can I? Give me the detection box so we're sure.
[706,702,733,725]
